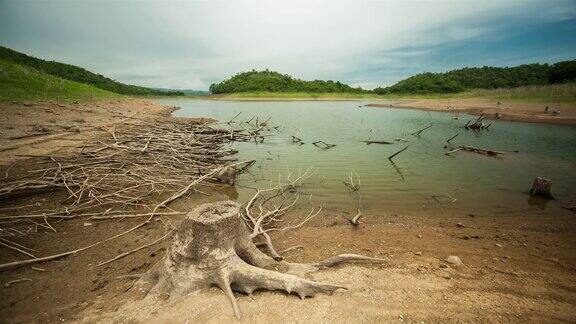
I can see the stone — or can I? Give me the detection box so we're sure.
[445,255,463,266]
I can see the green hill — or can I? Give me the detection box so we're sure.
[0,57,119,102]
[374,60,576,94]
[209,70,364,94]
[0,46,183,96]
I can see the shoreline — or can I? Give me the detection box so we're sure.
[365,98,576,126]
[197,93,576,126]
[0,98,575,322]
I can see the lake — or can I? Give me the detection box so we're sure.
[157,98,576,219]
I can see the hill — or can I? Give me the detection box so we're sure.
[0,46,183,96]
[0,57,119,102]
[209,70,364,94]
[374,60,576,94]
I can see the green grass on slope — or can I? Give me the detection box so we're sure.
[0,58,120,102]
[467,83,576,103]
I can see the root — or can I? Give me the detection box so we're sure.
[138,201,384,319]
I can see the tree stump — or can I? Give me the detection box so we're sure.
[136,201,383,319]
[529,177,553,198]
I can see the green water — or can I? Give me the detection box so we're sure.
[158,98,576,218]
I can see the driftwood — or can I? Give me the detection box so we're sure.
[136,201,385,319]
[312,141,336,149]
[411,124,432,137]
[446,133,459,143]
[465,114,491,131]
[445,145,505,157]
[343,172,362,226]
[362,140,393,145]
[388,146,408,160]
[529,177,553,199]
[291,135,304,145]
[0,118,267,270]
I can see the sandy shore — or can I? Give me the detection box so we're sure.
[0,99,575,323]
[366,98,576,126]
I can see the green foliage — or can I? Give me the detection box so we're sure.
[0,58,119,102]
[0,46,183,96]
[209,70,365,94]
[213,91,381,99]
[374,61,575,94]
[549,60,576,83]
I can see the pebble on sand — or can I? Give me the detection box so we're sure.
[445,255,463,266]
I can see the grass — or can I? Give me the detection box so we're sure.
[465,83,576,103]
[0,58,120,103]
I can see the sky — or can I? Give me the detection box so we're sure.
[1,0,575,90]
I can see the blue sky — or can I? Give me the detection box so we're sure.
[1,0,575,90]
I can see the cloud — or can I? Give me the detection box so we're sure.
[1,0,575,90]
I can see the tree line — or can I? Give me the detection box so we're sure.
[373,60,576,94]
[209,70,365,94]
[0,46,183,96]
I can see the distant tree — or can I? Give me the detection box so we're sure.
[209,70,365,94]
[549,60,576,83]
[370,61,574,94]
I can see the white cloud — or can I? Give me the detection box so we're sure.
[1,0,574,90]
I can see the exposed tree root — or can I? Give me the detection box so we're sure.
[137,201,385,319]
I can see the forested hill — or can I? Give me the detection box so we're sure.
[374,60,576,94]
[209,70,364,94]
[0,46,183,96]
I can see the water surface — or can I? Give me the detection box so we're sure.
[157,99,576,218]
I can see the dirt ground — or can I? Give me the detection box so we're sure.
[0,99,575,323]
[367,98,576,126]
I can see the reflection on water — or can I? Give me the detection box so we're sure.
[157,98,576,218]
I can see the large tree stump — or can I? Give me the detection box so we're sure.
[136,201,383,319]
[529,177,553,198]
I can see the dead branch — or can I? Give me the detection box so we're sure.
[411,124,432,136]
[362,140,393,145]
[459,145,505,156]
[96,230,173,267]
[344,172,363,226]
[4,278,32,287]
[388,146,408,160]
[446,133,459,143]
[312,141,336,149]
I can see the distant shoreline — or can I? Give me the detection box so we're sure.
[366,98,576,126]
[199,88,576,126]
[204,92,385,101]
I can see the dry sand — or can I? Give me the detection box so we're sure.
[0,99,575,323]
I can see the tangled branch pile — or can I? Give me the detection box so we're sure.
[0,117,267,269]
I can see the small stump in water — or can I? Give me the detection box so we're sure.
[529,177,553,199]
